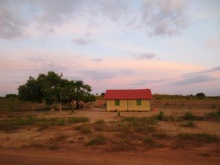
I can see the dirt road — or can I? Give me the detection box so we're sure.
[0,148,220,165]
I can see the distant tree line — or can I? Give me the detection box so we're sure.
[18,71,96,111]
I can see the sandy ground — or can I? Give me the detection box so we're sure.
[0,108,220,165]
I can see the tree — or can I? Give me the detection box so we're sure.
[18,71,96,111]
[74,80,84,109]
[101,92,105,97]
[18,76,43,110]
[196,93,205,99]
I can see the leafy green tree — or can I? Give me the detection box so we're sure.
[18,76,43,110]
[196,93,205,99]
[18,71,96,111]
[74,80,85,109]
[38,71,64,111]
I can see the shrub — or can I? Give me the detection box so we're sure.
[94,125,105,132]
[67,117,90,123]
[108,140,134,151]
[205,110,220,120]
[143,136,159,148]
[184,112,195,120]
[86,135,106,146]
[95,119,106,125]
[75,125,92,134]
[122,117,157,125]
[180,121,196,128]
[117,112,121,117]
[152,132,170,139]
[176,133,219,143]
[55,118,66,126]
[156,111,165,121]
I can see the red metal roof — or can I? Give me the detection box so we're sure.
[104,89,152,100]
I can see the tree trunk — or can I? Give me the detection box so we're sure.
[59,103,62,111]
[76,101,79,109]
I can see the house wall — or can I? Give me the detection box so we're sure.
[106,100,127,111]
[106,100,151,111]
[128,100,150,111]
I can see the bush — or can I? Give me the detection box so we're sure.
[86,135,106,146]
[156,111,165,121]
[172,133,219,149]
[95,119,106,125]
[67,117,90,123]
[143,136,159,148]
[180,121,196,128]
[184,112,195,120]
[75,125,91,134]
[196,93,205,99]
[176,133,219,143]
[108,140,134,151]
[122,117,157,125]
[205,110,220,120]
[152,132,170,139]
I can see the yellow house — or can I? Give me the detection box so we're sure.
[104,89,152,112]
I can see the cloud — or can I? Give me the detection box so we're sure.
[140,0,190,36]
[132,52,157,60]
[89,58,103,62]
[185,66,220,76]
[78,69,134,81]
[131,78,167,86]
[0,1,27,39]
[26,56,45,63]
[78,70,115,81]
[72,38,91,45]
[169,75,217,86]
[168,66,220,86]
[0,0,192,39]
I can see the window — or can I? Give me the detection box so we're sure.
[115,100,120,106]
[136,99,141,105]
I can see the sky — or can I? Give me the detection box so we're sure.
[0,0,220,96]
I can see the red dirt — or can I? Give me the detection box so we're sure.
[0,108,220,165]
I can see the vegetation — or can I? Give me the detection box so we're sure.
[205,110,220,120]
[174,133,219,148]
[0,116,90,131]
[18,71,96,111]
[86,135,106,146]
[180,121,196,128]
[67,117,90,123]
[196,93,206,99]
[156,111,165,121]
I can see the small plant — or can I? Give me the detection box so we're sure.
[108,140,134,151]
[184,112,195,120]
[176,133,219,143]
[67,117,90,123]
[156,111,165,121]
[56,118,65,126]
[180,121,196,128]
[86,135,106,146]
[75,125,91,134]
[172,133,219,149]
[143,136,159,148]
[205,110,220,120]
[117,111,121,118]
[28,141,44,148]
[95,119,106,125]
[37,123,49,131]
[152,132,170,139]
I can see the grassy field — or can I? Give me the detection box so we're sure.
[0,96,220,164]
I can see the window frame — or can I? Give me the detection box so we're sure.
[136,99,142,105]
[115,100,120,106]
